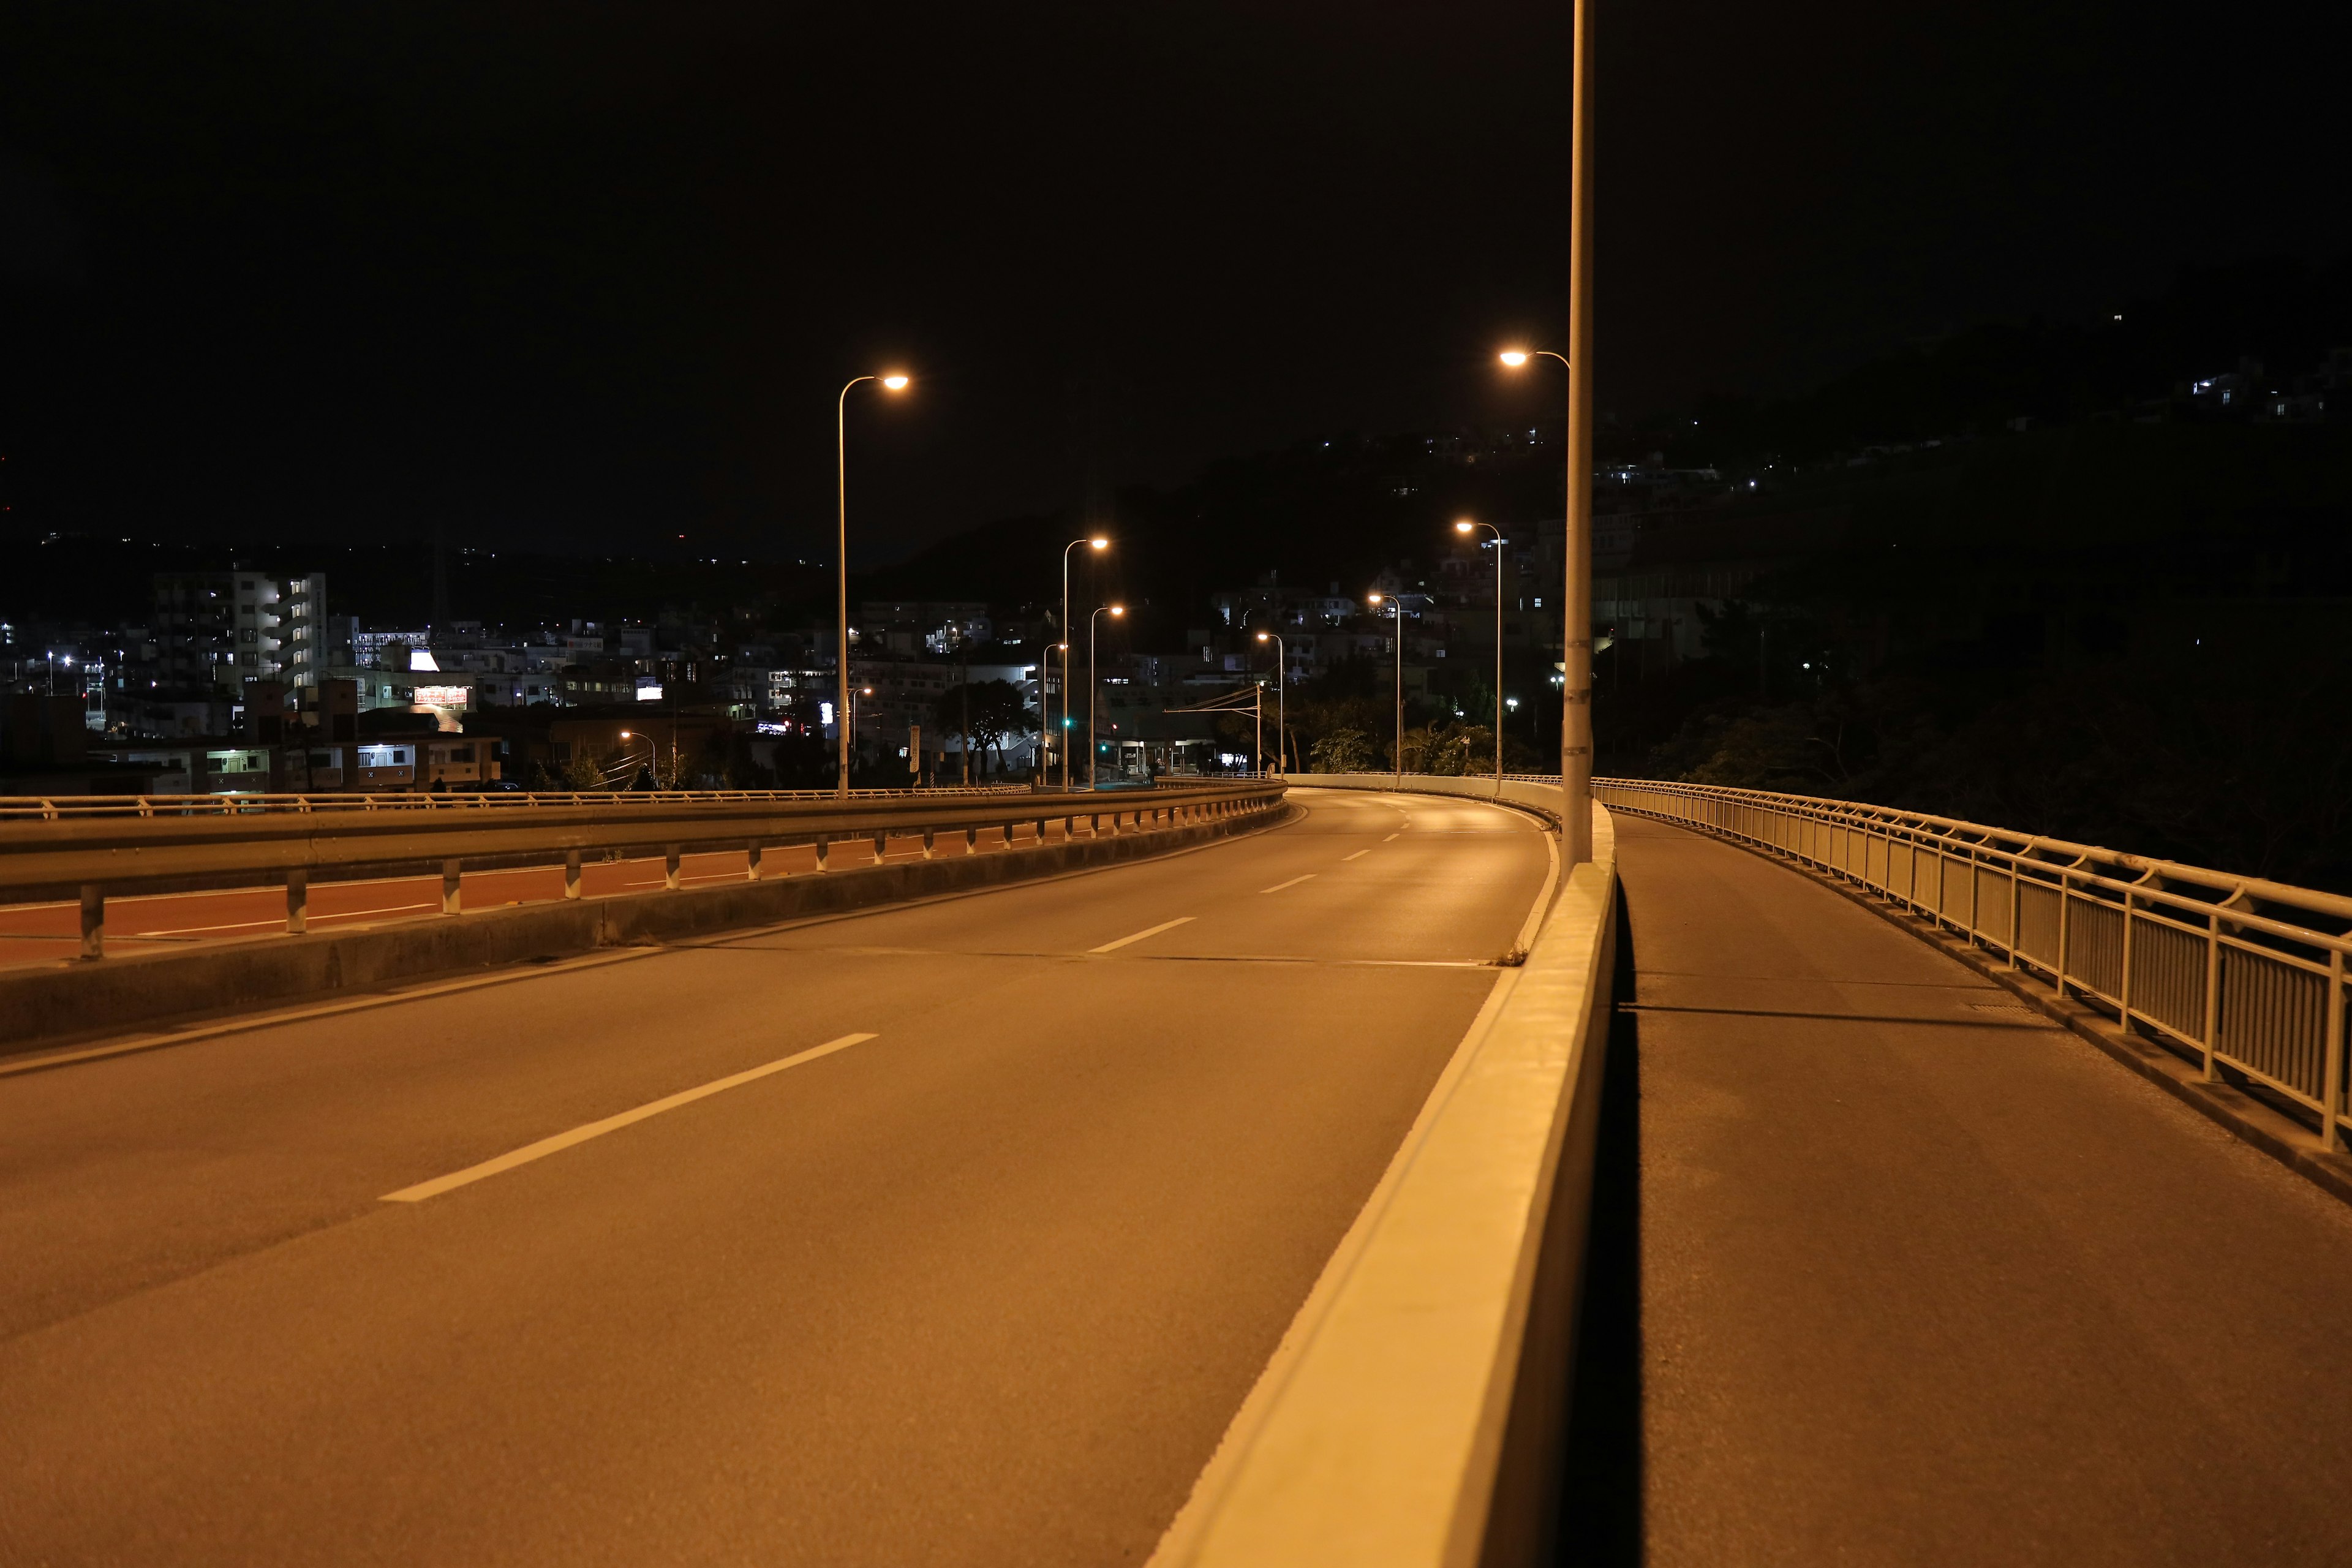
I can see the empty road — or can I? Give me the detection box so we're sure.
[0,787,1549,1566]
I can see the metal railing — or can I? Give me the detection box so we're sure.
[0,784,1039,822]
[0,780,1287,959]
[1596,777,2352,1149]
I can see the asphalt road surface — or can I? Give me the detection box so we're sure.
[1618,813,2352,1567]
[0,788,1548,1567]
[0,823,1065,970]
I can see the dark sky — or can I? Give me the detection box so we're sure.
[2,1,2344,564]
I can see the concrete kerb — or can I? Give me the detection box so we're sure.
[1156,782,1616,1568]
[0,797,1295,1058]
[1624,810,2352,1212]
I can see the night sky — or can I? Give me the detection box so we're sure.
[2,1,2343,564]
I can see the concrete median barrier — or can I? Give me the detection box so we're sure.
[0,796,1292,1055]
[1156,780,1617,1568]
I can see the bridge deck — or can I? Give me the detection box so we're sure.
[1615,814,2352,1565]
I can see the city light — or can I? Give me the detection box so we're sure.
[881,374,910,391]
[1090,537,1108,549]
[1454,519,1475,533]
[1498,349,1529,366]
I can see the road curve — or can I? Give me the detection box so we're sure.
[0,787,1549,1567]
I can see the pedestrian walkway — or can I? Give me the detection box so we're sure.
[1611,813,2352,1566]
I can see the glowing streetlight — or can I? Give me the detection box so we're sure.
[1088,604,1124,791]
[1498,342,1591,863]
[835,371,913,798]
[1369,592,1403,785]
[1455,519,1504,792]
[1058,535,1112,790]
[1255,630,1286,775]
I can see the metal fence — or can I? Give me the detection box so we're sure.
[1594,777,2352,1149]
[0,784,1041,822]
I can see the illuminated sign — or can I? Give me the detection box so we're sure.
[413,685,471,709]
[635,684,664,701]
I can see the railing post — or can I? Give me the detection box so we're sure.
[2119,889,2136,1027]
[664,845,682,891]
[286,869,308,935]
[2323,948,2346,1153]
[441,859,462,915]
[2054,872,2071,1000]
[1035,816,1047,845]
[747,842,765,881]
[2201,909,2222,1081]
[871,831,887,865]
[565,849,582,899]
[922,828,936,861]
[815,835,831,872]
[2008,861,2021,967]
[967,826,980,855]
[79,884,104,960]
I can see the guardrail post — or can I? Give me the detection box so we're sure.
[79,884,104,959]
[967,826,981,855]
[286,869,307,935]
[747,842,766,881]
[441,860,462,915]
[815,835,830,872]
[2324,949,2346,1154]
[2201,910,2222,1081]
[871,831,887,865]
[664,845,682,891]
[2055,872,2071,1000]
[2119,889,2136,1028]
[2008,862,2021,967]
[922,828,936,861]
[565,850,582,900]
[1035,816,1047,846]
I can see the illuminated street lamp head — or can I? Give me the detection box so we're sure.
[1367,592,1384,605]
[1109,605,1126,617]
[1256,631,1270,642]
[1090,536,1109,549]
[1499,349,1529,368]
[1455,519,1476,533]
[619,730,633,739]
[880,374,910,391]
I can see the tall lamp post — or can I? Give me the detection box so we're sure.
[1500,339,1591,864]
[1254,630,1286,775]
[1087,604,1124,790]
[835,371,911,799]
[1060,536,1109,790]
[1368,592,1404,786]
[1453,519,1505,793]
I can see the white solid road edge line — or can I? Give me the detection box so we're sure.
[1258,875,1316,895]
[382,1031,880,1203]
[1088,916,1196,954]
[0,948,662,1079]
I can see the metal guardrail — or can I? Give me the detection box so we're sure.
[1594,777,2352,1150]
[0,785,1041,821]
[0,780,1287,959]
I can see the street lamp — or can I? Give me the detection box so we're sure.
[1254,630,1286,775]
[1454,519,1504,793]
[835,371,911,799]
[843,685,875,786]
[1060,535,1109,790]
[616,729,658,790]
[1368,592,1403,786]
[1088,604,1124,791]
[1500,342,1592,864]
